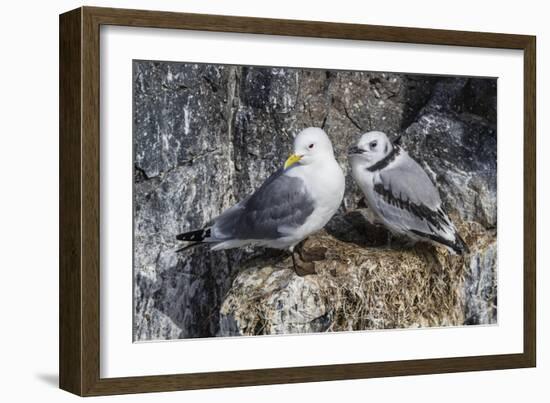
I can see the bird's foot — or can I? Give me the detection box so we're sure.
[293,254,316,276]
[291,247,317,276]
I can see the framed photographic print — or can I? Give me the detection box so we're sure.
[59,6,536,396]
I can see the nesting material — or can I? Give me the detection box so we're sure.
[219,219,496,336]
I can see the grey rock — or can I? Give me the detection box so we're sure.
[463,233,498,325]
[133,61,497,340]
[134,62,232,178]
[402,78,497,227]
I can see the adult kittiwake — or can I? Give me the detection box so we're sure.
[176,127,346,275]
[348,131,468,254]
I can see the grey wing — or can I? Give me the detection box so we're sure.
[373,155,456,242]
[210,168,315,241]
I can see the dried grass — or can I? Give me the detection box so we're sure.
[220,219,496,336]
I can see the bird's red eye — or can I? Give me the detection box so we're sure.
[308,143,314,149]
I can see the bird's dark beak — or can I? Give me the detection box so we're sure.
[348,145,364,156]
[392,134,402,146]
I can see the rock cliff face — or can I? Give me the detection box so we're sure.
[133,61,497,341]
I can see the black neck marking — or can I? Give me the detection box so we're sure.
[366,145,401,172]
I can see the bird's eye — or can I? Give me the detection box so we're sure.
[370,141,378,149]
[308,143,315,149]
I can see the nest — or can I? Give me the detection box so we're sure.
[219,219,496,336]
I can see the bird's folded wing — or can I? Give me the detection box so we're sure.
[373,161,455,240]
[211,168,315,241]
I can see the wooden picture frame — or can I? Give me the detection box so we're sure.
[59,6,536,396]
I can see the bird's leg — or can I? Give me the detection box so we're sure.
[290,244,316,277]
[293,252,316,276]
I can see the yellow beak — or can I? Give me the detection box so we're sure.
[284,154,302,169]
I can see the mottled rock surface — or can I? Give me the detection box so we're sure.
[133,61,497,341]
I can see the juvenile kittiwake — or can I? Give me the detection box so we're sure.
[348,131,468,254]
[176,127,346,275]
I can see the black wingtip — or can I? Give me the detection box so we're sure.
[409,229,469,255]
[175,227,211,253]
[176,228,211,242]
[453,233,470,255]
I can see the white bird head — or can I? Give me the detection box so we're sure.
[348,131,394,168]
[284,128,335,169]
